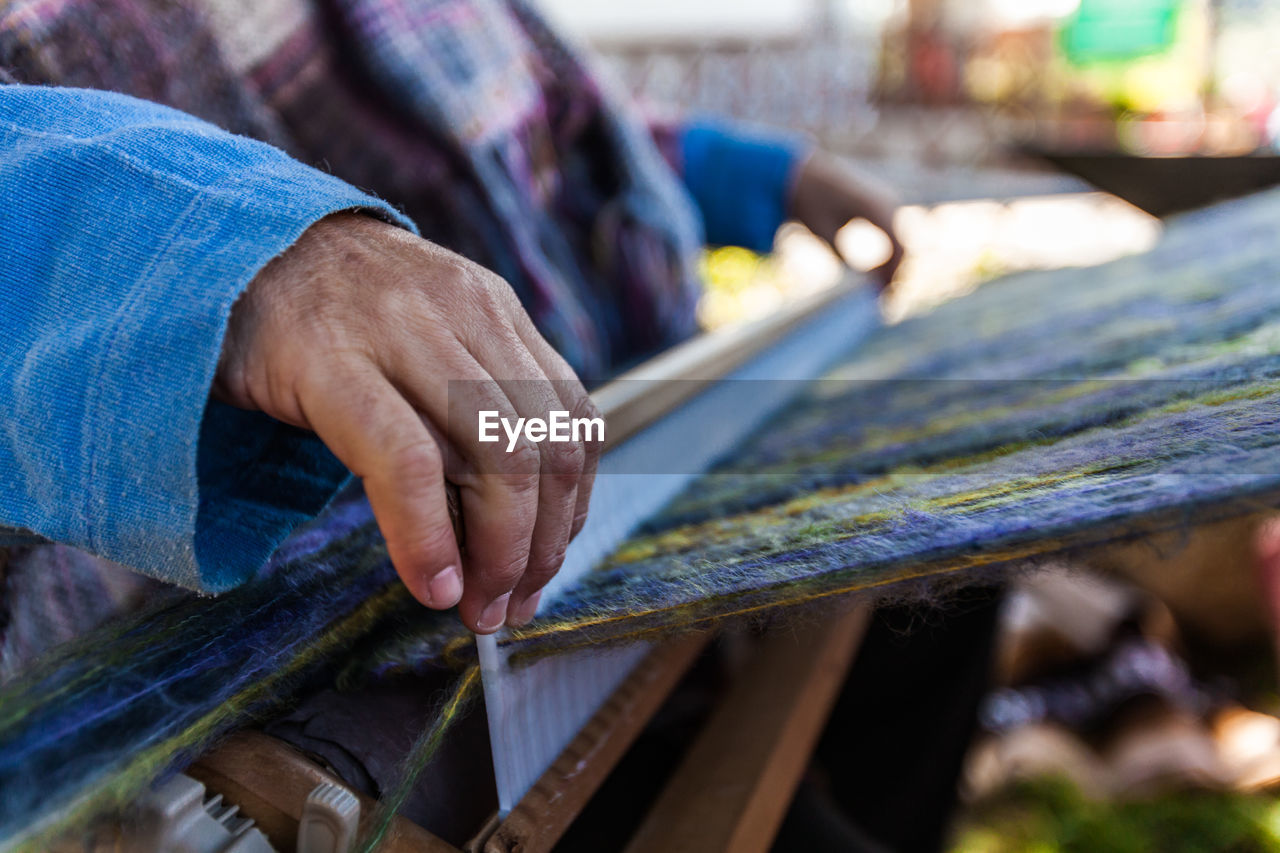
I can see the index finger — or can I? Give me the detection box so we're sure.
[296,360,464,610]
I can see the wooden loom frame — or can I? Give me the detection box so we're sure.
[189,280,874,853]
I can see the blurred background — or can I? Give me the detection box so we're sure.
[544,0,1280,164]
[539,2,1280,850]
[542,0,1280,327]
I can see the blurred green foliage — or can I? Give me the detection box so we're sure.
[952,777,1280,853]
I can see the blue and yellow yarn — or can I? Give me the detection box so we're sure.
[6,188,1280,848]
[363,189,1280,670]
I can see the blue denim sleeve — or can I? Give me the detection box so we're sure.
[0,85,417,592]
[679,117,813,253]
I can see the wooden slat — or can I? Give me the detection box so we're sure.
[483,634,710,853]
[623,607,870,853]
[594,279,860,447]
[188,730,460,853]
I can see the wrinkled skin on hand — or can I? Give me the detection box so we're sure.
[790,150,906,290]
[215,213,602,633]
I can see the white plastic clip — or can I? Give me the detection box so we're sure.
[296,782,361,853]
[134,772,275,852]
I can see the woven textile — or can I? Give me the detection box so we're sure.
[370,188,1280,669]
[4,186,1280,847]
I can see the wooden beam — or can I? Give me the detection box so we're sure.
[483,634,710,853]
[623,607,870,853]
[595,279,860,447]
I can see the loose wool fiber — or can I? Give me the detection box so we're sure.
[5,188,1280,847]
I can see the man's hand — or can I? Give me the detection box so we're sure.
[789,150,905,289]
[214,213,601,633]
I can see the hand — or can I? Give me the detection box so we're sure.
[214,213,601,633]
[789,150,905,290]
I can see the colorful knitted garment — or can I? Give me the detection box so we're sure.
[4,185,1280,848]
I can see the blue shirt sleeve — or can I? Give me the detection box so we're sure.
[679,117,812,253]
[0,85,417,593]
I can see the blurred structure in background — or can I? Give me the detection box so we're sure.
[885,0,1280,157]
[540,0,884,153]
[544,0,1280,210]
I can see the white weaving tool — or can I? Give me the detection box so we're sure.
[479,277,880,813]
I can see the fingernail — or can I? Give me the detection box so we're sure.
[428,565,462,608]
[507,591,542,628]
[476,592,511,634]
